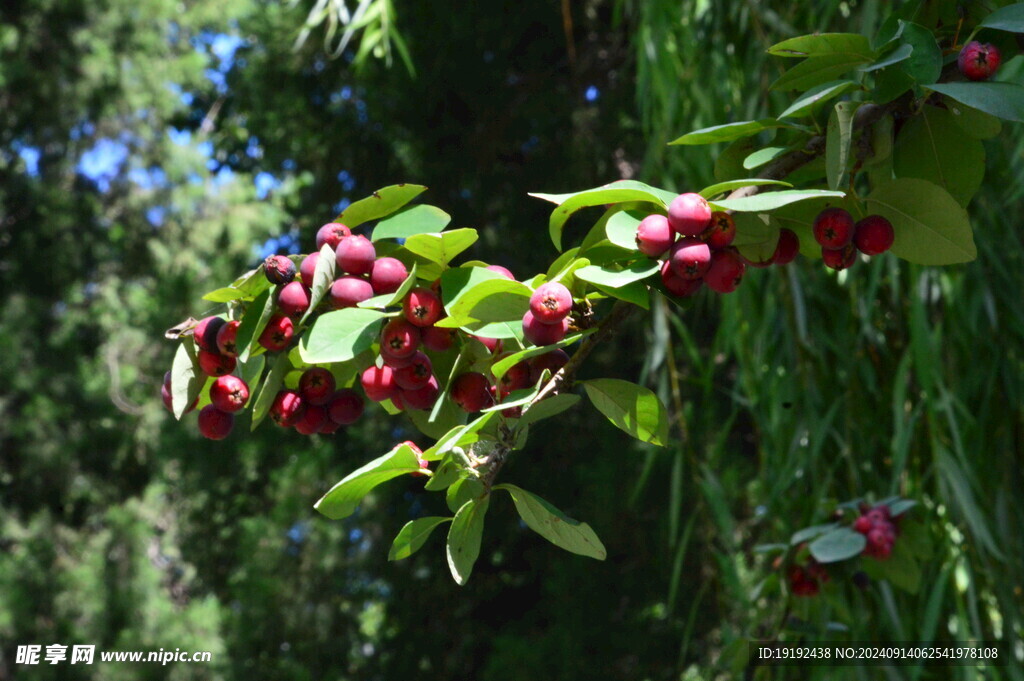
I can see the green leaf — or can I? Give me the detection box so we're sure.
[335,184,427,228]
[593,280,650,310]
[943,97,1002,139]
[826,101,859,191]
[406,396,466,440]
[234,288,275,363]
[202,286,255,303]
[249,352,290,431]
[490,331,589,380]
[770,53,873,91]
[238,354,265,389]
[888,499,917,516]
[436,278,532,339]
[372,204,451,241]
[866,179,976,265]
[790,523,840,546]
[861,540,921,593]
[357,262,418,309]
[446,495,490,585]
[604,210,644,251]
[519,393,582,426]
[299,308,387,363]
[808,527,867,563]
[300,244,337,325]
[388,517,452,561]
[859,43,913,72]
[896,22,941,84]
[170,342,204,419]
[575,261,659,289]
[669,119,785,146]
[712,189,845,212]
[778,80,858,119]
[732,214,779,265]
[927,81,1024,123]
[978,3,1024,33]
[714,138,759,181]
[768,32,873,59]
[530,180,671,251]
[495,484,607,560]
[314,443,424,520]
[699,179,792,199]
[742,146,788,170]
[446,477,485,514]
[403,228,478,267]
[893,105,985,207]
[582,378,669,446]
[423,454,462,491]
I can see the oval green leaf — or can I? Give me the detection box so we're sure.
[866,178,976,265]
[315,443,424,520]
[446,495,490,585]
[372,204,451,241]
[809,527,867,563]
[335,184,427,228]
[299,308,387,363]
[495,484,607,560]
[388,516,453,561]
[582,378,669,446]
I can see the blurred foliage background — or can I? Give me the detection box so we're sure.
[0,0,1021,679]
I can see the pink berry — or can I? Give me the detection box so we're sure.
[853,215,894,256]
[853,516,873,534]
[198,405,234,440]
[635,214,675,258]
[294,405,328,435]
[298,367,336,406]
[380,318,420,360]
[335,235,376,275]
[772,228,800,265]
[667,192,712,237]
[300,252,319,286]
[496,360,531,397]
[402,375,440,410]
[198,349,236,377]
[958,41,1001,81]
[669,238,712,280]
[370,257,409,295]
[700,211,736,249]
[193,316,226,353]
[422,326,456,352]
[703,249,746,294]
[450,372,494,413]
[270,389,305,427]
[393,352,433,390]
[660,260,703,298]
[813,207,855,249]
[216,320,241,357]
[529,282,573,324]
[277,281,311,318]
[403,287,444,327]
[474,336,503,354]
[328,276,374,309]
[486,265,515,280]
[258,315,294,352]
[327,389,364,425]
[361,365,398,402]
[209,375,250,413]
[522,310,569,346]
[316,222,351,250]
[822,244,856,271]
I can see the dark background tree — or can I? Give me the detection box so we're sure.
[1,1,1021,679]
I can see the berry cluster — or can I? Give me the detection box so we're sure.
[636,192,802,300]
[958,40,1001,82]
[267,368,366,435]
[812,208,894,271]
[853,503,899,560]
[788,558,830,597]
[523,282,573,345]
[449,349,570,416]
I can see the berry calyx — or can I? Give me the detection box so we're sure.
[327,389,364,425]
[298,367,336,405]
[335,235,376,275]
[667,192,712,236]
[669,238,712,280]
[198,349,236,377]
[258,314,294,352]
[361,365,399,402]
[209,375,250,413]
[264,255,297,285]
[198,405,234,440]
[853,215,894,256]
[370,257,409,295]
[529,282,573,324]
[812,207,854,249]
[403,287,443,327]
[269,389,306,427]
[216,320,241,357]
[522,310,569,346]
[277,281,312,318]
[393,352,433,390]
[701,211,736,249]
[703,249,746,293]
[450,372,495,413]
[193,316,226,353]
[316,222,352,250]
[958,41,1001,81]
[380,319,420,359]
[328,276,374,309]
[772,228,800,265]
[635,214,675,258]
[822,244,856,271]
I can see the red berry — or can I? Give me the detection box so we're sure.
[529,348,570,384]
[772,228,800,265]
[853,516,873,534]
[522,310,569,346]
[701,211,736,249]
[258,315,294,351]
[380,319,420,359]
[335,235,376,275]
[635,214,675,258]
[853,215,894,256]
[812,207,854,249]
[316,222,351,250]
[198,349,236,377]
[327,389,364,425]
[422,326,456,352]
[450,372,494,412]
[958,41,1001,81]
[269,389,305,427]
[412,458,431,477]
[669,238,712,280]
[198,405,234,440]
[277,281,311,318]
[659,260,703,298]
[264,255,296,285]
[299,252,319,286]
[474,336,502,354]
[402,375,440,410]
[822,244,856,271]
[497,360,531,397]
[393,351,433,390]
[216,320,241,357]
[370,257,409,295]
[298,367,336,405]
[529,282,573,324]
[209,375,250,413]
[294,405,328,435]
[403,287,443,327]
[667,192,712,236]
[193,316,226,352]
[703,249,746,293]
[361,365,398,402]
[328,276,374,309]
[319,419,342,434]
[486,265,515,280]
[380,349,416,369]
